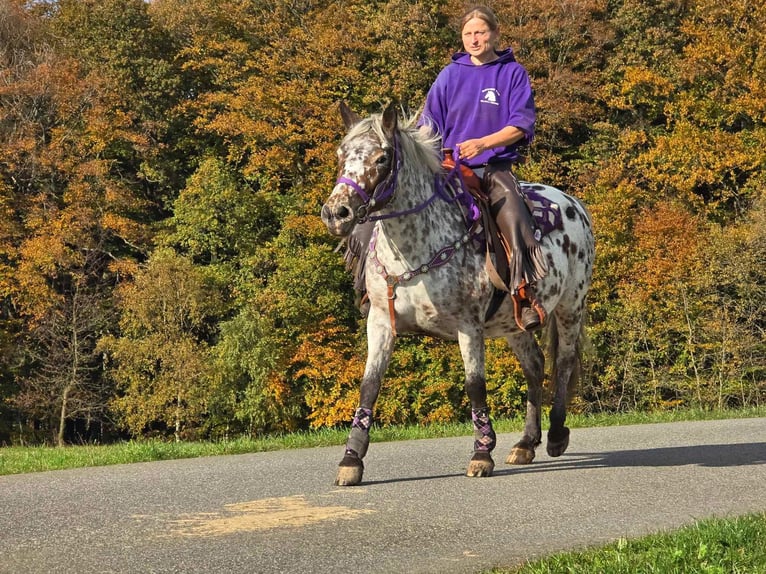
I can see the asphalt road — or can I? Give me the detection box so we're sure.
[1,417,765,574]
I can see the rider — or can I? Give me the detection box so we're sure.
[419,5,547,330]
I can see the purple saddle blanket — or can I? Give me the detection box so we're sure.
[519,183,563,237]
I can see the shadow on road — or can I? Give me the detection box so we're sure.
[362,442,766,485]
[493,441,766,477]
[362,472,466,486]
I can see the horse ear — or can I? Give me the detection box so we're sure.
[339,101,362,130]
[381,101,398,137]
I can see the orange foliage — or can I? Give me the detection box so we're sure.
[630,200,706,298]
[291,319,365,428]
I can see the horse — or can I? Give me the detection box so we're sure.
[320,101,594,486]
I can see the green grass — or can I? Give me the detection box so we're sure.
[1,406,764,476]
[494,513,766,573]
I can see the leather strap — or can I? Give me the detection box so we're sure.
[386,277,398,337]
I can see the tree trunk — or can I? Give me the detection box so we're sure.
[57,385,71,447]
[175,390,181,443]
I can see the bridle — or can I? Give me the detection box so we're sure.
[334,132,401,223]
[335,132,460,224]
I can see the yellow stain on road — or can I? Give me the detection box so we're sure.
[158,495,375,537]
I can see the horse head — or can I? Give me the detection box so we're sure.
[320,101,399,237]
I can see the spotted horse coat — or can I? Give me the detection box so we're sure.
[321,102,595,486]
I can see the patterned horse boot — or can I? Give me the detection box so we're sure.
[335,407,373,486]
[466,407,496,477]
[343,221,376,316]
[484,166,548,331]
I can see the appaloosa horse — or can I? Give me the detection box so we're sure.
[321,102,594,486]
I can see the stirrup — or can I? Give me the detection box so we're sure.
[520,305,541,331]
[512,282,546,331]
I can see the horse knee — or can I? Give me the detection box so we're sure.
[464,374,487,406]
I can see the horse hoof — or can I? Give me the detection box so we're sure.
[506,446,536,465]
[466,452,494,477]
[334,453,364,486]
[546,427,570,457]
[335,465,364,486]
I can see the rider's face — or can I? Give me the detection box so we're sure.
[462,17,498,64]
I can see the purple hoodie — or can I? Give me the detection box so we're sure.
[420,48,535,167]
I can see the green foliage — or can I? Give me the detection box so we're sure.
[103,249,220,440]
[164,156,278,264]
[213,306,301,436]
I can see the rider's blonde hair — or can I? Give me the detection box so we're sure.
[460,5,499,32]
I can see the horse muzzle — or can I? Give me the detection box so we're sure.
[321,200,357,237]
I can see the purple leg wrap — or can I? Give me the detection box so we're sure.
[472,407,496,453]
[345,407,373,458]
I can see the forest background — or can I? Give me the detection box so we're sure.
[0,0,764,446]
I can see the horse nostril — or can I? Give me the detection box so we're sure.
[321,204,332,221]
[336,206,350,219]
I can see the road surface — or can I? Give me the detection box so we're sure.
[1,417,765,573]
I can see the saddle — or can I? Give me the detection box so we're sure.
[441,150,562,324]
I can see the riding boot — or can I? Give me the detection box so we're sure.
[484,166,548,330]
[343,221,375,316]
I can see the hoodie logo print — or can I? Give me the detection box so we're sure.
[481,88,500,106]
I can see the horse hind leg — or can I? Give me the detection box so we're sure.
[504,332,544,465]
[546,311,583,457]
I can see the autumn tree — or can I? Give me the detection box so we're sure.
[0,0,42,442]
[12,252,115,446]
[576,0,766,411]
[47,0,186,202]
[0,2,118,442]
[103,249,221,440]
[1,0,765,442]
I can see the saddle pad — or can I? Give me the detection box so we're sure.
[520,184,563,237]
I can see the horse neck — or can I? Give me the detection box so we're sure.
[374,166,464,269]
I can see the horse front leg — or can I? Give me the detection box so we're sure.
[459,329,495,478]
[335,313,395,486]
[504,332,545,464]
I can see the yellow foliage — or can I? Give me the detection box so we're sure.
[601,65,674,111]
[629,200,706,299]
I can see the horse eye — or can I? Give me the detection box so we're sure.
[375,152,391,165]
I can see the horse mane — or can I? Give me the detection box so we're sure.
[343,108,444,177]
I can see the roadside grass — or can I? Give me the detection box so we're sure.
[493,512,766,574]
[1,405,764,476]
